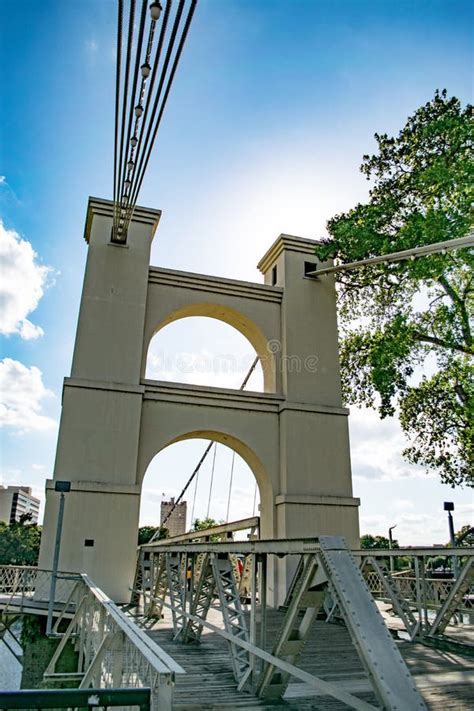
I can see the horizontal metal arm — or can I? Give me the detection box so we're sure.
[307,234,474,277]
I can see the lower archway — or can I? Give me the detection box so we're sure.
[139,430,274,541]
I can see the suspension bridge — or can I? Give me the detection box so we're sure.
[1,0,473,709]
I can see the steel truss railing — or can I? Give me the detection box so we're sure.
[0,566,184,711]
[133,536,429,711]
[132,516,259,610]
[355,549,474,640]
[0,565,80,668]
[42,575,185,710]
[0,565,78,613]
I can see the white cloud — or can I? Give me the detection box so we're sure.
[0,176,6,185]
[0,358,56,432]
[393,499,415,511]
[360,506,473,546]
[0,221,53,339]
[147,347,255,389]
[349,406,434,482]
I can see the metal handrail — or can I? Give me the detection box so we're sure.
[43,573,185,711]
[81,574,184,675]
[0,565,80,616]
[0,688,151,710]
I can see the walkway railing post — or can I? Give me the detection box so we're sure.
[46,481,70,636]
[112,631,125,687]
[249,553,258,686]
[259,553,267,674]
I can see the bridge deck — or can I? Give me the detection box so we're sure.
[144,606,473,710]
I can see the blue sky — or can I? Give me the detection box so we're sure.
[0,0,472,544]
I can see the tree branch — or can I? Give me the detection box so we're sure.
[438,275,472,348]
[412,330,473,355]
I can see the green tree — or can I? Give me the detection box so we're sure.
[454,524,474,547]
[316,90,473,487]
[191,517,221,531]
[191,517,223,541]
[137,525,168,545]
[360,534,398,550]
[0,516,42,565]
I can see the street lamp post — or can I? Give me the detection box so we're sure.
[46,481,71,636]
[388,525,397,574]
[443,502,458,578]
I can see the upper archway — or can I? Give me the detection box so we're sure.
[142,303,277,392]
[145,316,264,390]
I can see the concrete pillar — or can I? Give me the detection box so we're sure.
[258,236,359,600]
[38,199,161,602]
[39,207,359,606]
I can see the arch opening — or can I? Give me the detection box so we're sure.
[139,433,266,538]
[143,304,277,392]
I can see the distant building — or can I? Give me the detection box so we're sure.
[0,486,41,525]
[160,498,187,537]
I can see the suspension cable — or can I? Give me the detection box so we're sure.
[122,0,185,233]
[252,482,258,517]
[241,355,259,388]
[190,458,200,527]
[206,443,217,520]
[117,0,148,212]
[124,0,197,233]
[123,1,172,228]
[112,0,124,238]
[225,451,236,522]
[112,0,198,243]
[159,440,213,533]
[114,0,136,240]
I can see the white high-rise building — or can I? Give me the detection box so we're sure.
[0,486,40,525]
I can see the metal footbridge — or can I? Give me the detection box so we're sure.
[1,521,473,710]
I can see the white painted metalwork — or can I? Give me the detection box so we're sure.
[0,566,184,711]
[43,574,184,711]
[183,553,214,642]
[363,556,419,640]
[257,553,324,699]
[133,537,432,710]
[165,553,186,639]
[318,537,427,710]
[357,549,474,637]
[145,516,260,547]
[307,233,474,277]
[211,554,251,686]
[0,565,78,616]
[428,557,473,636]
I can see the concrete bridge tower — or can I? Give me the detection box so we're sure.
[39,198,359,603]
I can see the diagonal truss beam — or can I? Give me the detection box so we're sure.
[428,557,474,636]
[364,556,419,640]
[318,537,427,710]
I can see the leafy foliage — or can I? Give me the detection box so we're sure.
[0,516,42,565]
[191,517,221,531]
[191,517,223,541]
[317,91,473,487]
[454,524,474,547]
[360,534,398,550]
[137,525,168,545]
